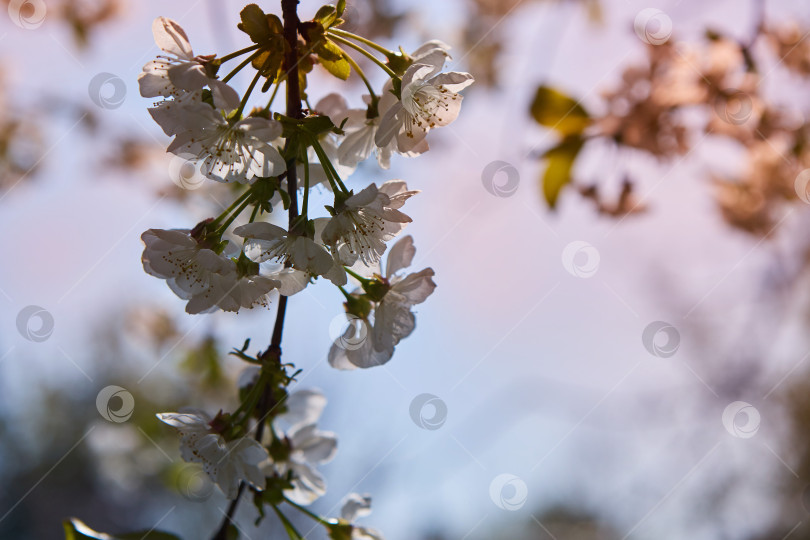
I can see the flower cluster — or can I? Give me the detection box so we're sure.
[329,235,436,369]
[138,2,473,538]
[138,12,471,329]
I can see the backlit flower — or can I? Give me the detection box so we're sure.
[157,411,269,499]
[321,181,418,266]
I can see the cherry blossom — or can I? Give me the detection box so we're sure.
[329,235,436,369]
[235,222,334,276]
[335,493,384,540]
[139,17,209,98]
[376,51,473,152]
[138,18,214,136]
[166,101,287,183]
[269,389,338,505]
[141,228,279,314]
[157,411,270,499]
[321,181,418,266]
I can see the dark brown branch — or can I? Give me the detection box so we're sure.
[211,2,301,538]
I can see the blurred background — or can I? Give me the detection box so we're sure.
[3,0,810,538]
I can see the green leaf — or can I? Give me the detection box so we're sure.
[63,519,182,540]
[276,114,338,138]
[251,50,283,79]
[314,5,338,27]
[530,86,590,136]
[301,115,338,136]
[319,56,351,80]
[238,4,273,44]
[541,136,585,209]
[318,39,344,62]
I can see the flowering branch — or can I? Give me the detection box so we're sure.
[213,1,302,537]
[64,1,474,537]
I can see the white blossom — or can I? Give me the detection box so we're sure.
[339,493,384,540]
[371,235,436,352]
[157,411,269,499]
[337,89,406,170]
[267,266,312,296]
[321,180,418,266]
[410,40,452,67]
[319,84,429,170]
[167,100,287,183]
[139,17,208,98]
[268,389,338,505]
[141,228,279,314]
[189,267,280,314]
[235,222,333,275]
[319,43,456,170]
[329,235,436,370]
[234,220,355,288]
[139,17,212,136]
[376,51,474,153]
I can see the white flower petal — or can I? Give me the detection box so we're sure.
[210,80,241,111]
[290,425,338,464]
[391,268,436,305]
[340,493,373,522]
[282,389,327,428]
[385,235,416,278]
[152,17,194,59]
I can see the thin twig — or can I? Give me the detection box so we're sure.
[210,1,302,538]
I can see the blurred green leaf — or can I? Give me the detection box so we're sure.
[181,335,223,389]
[541,136,585,209]
[530,86,590,136]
